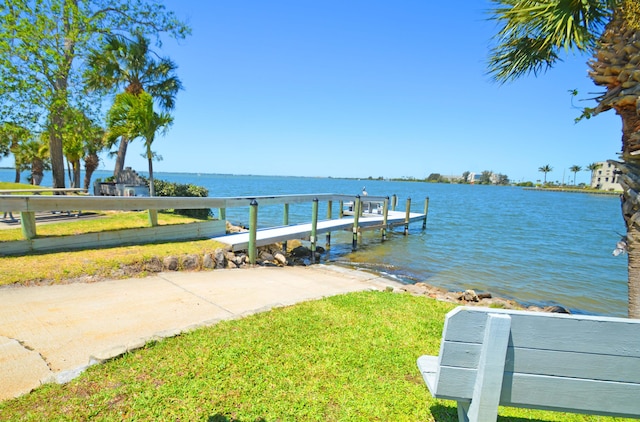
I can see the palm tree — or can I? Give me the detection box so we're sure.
[0,123,31,183]
[570,165,583,185]
[84,33,181,179]
[488,1,640,317]
[83,124,106,192]
[16,136,50,186]
[538,165,552,184]
[106,92,173,196]
[587,162,603,187]
[60,109,107,189]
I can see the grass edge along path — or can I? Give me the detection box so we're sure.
[0,291,634,422]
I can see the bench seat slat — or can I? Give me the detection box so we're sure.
[419,361,640,417]
[438,341,640,383]
[443,309,640,357]
[503,372,640,418]
[506,347,640,383]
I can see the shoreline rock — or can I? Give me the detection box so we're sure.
[397,284,570,313]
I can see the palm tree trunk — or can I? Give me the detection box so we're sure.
[72,160,81,189]
[83,153,99,191]
[588,11,640,318]
[113,137,129,180]
[148,155,155,196]
[31,158,44,186]
[628,222,640,318]
[14,167,20,183]
[612,160,640,318]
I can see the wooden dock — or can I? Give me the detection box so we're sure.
[0,192,428,262]
[213,209,426,251]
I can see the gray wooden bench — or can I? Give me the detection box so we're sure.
[416,306,640,422]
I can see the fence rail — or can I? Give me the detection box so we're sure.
[0,193,427,260]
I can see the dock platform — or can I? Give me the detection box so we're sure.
[213,210,426,251]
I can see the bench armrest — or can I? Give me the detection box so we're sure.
[417,355,439,396]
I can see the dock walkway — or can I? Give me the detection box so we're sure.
[213,210,426,251]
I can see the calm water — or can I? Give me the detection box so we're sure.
[2,170,628,316]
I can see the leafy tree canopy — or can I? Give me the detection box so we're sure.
[0,0,190,187]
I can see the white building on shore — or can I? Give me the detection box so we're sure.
[590,161,622,191]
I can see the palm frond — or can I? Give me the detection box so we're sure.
[488,0,613,82]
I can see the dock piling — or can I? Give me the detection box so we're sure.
[311,198,318,263]
[282,203,289,253]
[249,199,258,265]
[326,200,332,249]
[382,196,389,241]
[352,195,361,250]
[404,197,411,235]
[423,197,429,229]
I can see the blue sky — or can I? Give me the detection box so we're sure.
[105,1,621,184]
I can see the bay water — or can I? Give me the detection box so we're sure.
[1,169,628,316]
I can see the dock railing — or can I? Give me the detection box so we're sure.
[0,193,428,261]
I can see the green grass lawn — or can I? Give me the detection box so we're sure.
[0,292,634,421]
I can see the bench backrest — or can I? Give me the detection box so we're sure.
[432,307,640,418]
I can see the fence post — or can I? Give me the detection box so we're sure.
[249,199,258,265]
[339,200,344,218]
[352,195,361,250]
[20,211,37,240]
[423,197,429,229]
[311,198,318,263]
[148,209,158,227]
[392,194,397,211]
[404,197,411,235]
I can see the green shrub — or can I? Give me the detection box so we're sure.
[153,179,213,220]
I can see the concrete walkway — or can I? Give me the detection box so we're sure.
[0,265,400,402]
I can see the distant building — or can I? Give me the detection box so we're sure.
[467,173,482,184]
[591,161,622,191]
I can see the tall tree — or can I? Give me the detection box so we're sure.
[538,165,553,184]
[488,0,640,317]
[85,33,181,179]
[107,92,172,196]
[570,165,583,185]
[0,0,189,188]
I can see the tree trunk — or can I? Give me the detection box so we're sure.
[14,167,20,183]
[31,158,44,186]
[588,10,640,318]
[148,155,155,196]
[49,120,66,188]
[71,159,81,189]
[113,137,129,180]
[83,153,99,191]
[628,221,640,318]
